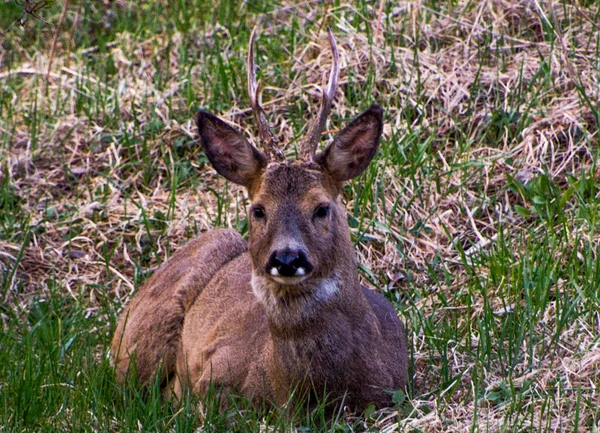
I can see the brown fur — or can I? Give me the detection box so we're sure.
[111,104,409,412]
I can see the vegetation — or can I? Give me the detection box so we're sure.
[1,0,599,431]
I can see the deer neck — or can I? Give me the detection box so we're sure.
[250,222,382,400]
[251,234,373,335]
[251,247,379,396]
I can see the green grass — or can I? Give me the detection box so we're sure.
[1,0,600,431]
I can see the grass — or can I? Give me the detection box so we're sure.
[1,0,600,431]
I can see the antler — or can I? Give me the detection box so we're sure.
[300,27,340,161]
[248,27,285,162]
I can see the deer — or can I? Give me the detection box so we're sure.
[111,28,408,413]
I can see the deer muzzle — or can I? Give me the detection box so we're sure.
[265,248,314,281]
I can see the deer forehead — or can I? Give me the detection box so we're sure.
[250,162,336,207]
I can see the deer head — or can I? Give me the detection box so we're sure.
[196,28,383,305]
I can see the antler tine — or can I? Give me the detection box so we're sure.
[247,27,284,162]
[300,27,340,161]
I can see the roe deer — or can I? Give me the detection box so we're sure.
[111,28,408,412]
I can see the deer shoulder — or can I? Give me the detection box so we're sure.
[111,229,247,387]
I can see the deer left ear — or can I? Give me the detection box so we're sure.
[313,105,383,182]
[196,111,267,188]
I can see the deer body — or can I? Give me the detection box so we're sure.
[111,29,408,412]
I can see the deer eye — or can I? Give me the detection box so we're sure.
[314,204,330,219]
[252,206,265,219]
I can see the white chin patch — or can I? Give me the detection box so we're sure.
[271,275,307,285]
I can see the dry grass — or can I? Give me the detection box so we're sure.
[1,0,599,431]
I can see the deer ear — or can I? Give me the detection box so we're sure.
[313,105,383,182]
[196,111,267,187]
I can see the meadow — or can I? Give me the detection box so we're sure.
[1,1,599,431]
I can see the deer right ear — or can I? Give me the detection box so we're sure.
[196,111,267,187]
[313,105,383,182]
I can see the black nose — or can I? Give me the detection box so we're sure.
[266,249,314,278]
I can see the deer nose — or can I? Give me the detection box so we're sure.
[266,249,314,278]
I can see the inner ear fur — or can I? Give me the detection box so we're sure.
[313,104,383,182]
[196,111,266,187]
